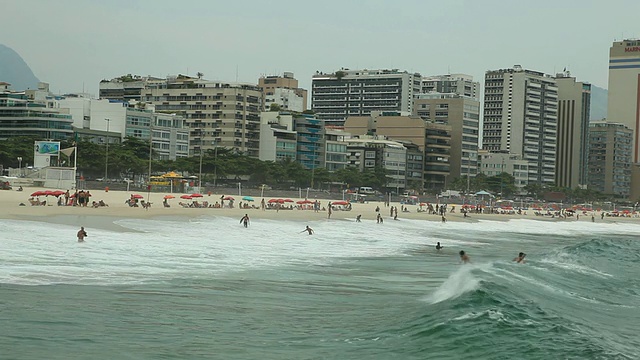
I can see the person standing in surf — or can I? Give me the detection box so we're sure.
[240,214,250,228]
[436,242,443,251]
[301,225,314,235]
[77,227,88,242]
[459,250,470,264]
[513,252,526,263]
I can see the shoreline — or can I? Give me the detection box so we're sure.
[2,187,634,231]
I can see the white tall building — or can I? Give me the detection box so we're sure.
[483,65,558,186]
[607,40,640,199]
[311,69,421,126]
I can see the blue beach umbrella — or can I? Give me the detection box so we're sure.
[242,196,254,202]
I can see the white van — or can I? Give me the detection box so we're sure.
[358,187,375,195]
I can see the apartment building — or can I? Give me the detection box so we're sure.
[414,93,480,180]
[346,136,407,193]
[606,40,640,199]
[311,69,421,126]
[258,72,308,112]
[554,72,591,189]
[140,75,262,157]
[421,74,480,100]
[588,121,632,197]
[483,65,558,186]
[0,83,73,141]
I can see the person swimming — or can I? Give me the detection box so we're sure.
[459,250,470,264]
[436,242,443,251]
[513,252,526,263]
[301,225,314,235]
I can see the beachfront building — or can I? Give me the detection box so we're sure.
[346,136,407,193]
[344,112,451,191]
[258,111,297,162]
[587,121,632,197]
[311,69,421,126]
[56,96,189,160]
[606,40,640,199]
[478,150,530,193]
[294,113,324,171]
[323,128,349,171]
[555,71,591,189]
[258,72,308,112]
[414,92,480,181]
[140,75,262,157]
[0,82,73,141]
[483,65,558,186]
[99,75,164,102]
[420,74,480,100]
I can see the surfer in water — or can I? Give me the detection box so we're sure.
[77,227,87,242]
[513,252,526,263]
[301,225,314,235]
[240,214,250,228]
[459,250,470,264]
[436,242,443,251]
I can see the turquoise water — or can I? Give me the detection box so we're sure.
[1,216,639,359]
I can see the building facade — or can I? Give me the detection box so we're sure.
[483,65,558,186]
[414,93,480,181]
[554,72,591,189]
[57,97,189,160]
[0,84,73,141]
[420,74,480,100]
[478,150,530,192]
[258,72,307,112]
[587,121,632,197]
[311,69,421,126]
[606,40,640,199]
[140,75,262,157]
[258,111,297,162]
[346,136,407,193]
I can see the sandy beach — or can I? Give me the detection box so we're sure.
[1,186,634,231]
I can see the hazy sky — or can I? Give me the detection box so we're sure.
[2,0,640,96]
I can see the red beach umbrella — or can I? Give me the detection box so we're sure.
[191,193,204,198]
[283,198,294,203]
[31,191,46,197]
[132,194,144,199]
[180,194,193,199]
[52,190,66,197]
[332,201,349,206]
[164,195,175,199]
[296,199,314,204]
[223,196,235,201]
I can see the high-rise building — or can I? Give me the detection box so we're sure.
[420,74,480,100]
[258,72,307,112]
[414,93,480,180]
[311,69,421,126]
[554,71,591,189]
[483,65,558,186]
[607,40,640,199]
[346,136,407,193]
[140,75,262,157]
[99,75,164,102]
[588,121,632,197]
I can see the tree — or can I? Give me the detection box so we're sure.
[335,71,346,80]
[269,103,282,112]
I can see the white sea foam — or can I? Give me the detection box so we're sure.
[424,264,487,304]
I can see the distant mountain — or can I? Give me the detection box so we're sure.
[0,44,40,91]
[590,85,607,121]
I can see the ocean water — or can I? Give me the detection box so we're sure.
[1,215,639,359]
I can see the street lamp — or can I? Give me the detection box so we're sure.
[17,157,22,177]
[104,118,110,181]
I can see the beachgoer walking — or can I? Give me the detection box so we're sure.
[328,205,332,219]
[356,214,361,222]
[441,215,447,223]
[77,227,87,242]
[240,214,250,228]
